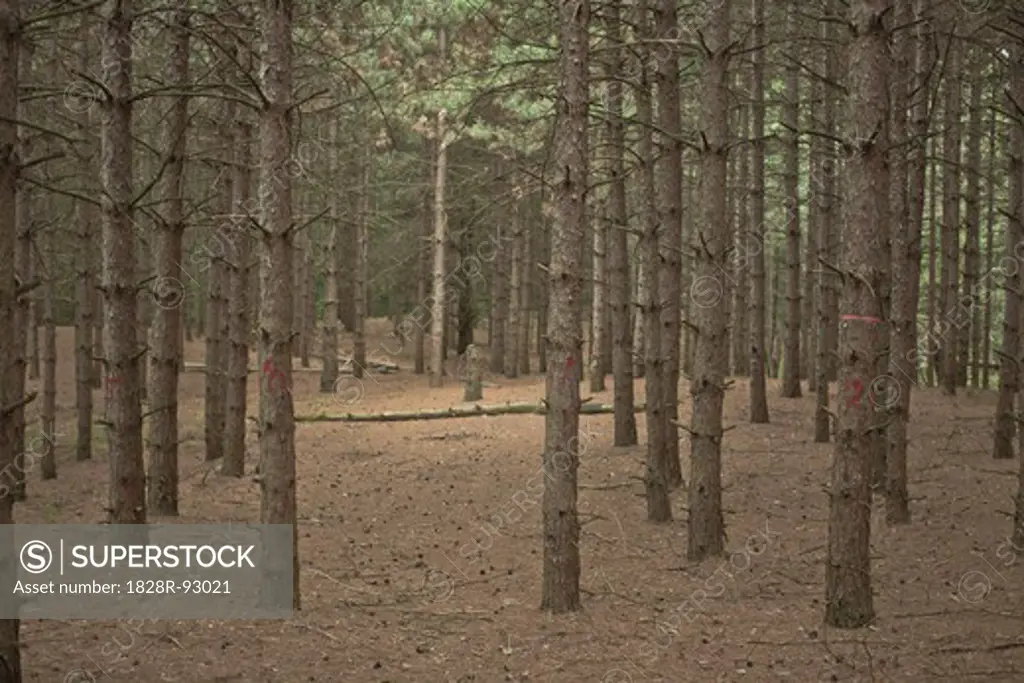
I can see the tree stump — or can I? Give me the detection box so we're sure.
[463,344,483,401]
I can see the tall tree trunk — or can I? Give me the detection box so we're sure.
[506,215,522,379]
[588,200,606,391]
[74,13,95,462]
[982,92,997,390]
[654,0,683,488]
[688,0,730,559]
[940,28,961,396]
[429,106,448,387]
[963,50,983,389]
[147,3,189,514]
[541,0,588,613]
[320,120,340,391]
[748,0,769,423]
[519,225,532,375]
[926,143,938,386]
[258,0,299,609]
[635,0,670,521]
[780,0,802,398]
[12,38,30,500]
[996,38,1023,460]
[101,0,145,525]
[40,225,55,480]
[814,18,839,443]
[732,81,750,378]
[204,115,231,464]
[886,0,925,525]
[825,0,888,629]
[353,145,369,379]
[1010,28,1024,552]
[27,246,37,381]
[223,119,252,479]
[415,139,431,375]
[804,66,819,393]
[0,0,23,670]
[633,256,646,378]
[604,1,637,446]
[489,198,508,373]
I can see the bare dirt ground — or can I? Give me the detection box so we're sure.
[14,323,1024,682]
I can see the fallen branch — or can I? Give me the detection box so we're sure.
[296,401,646,423]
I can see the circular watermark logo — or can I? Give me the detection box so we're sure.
[63,80,100,114]
[958,0,991,13]
[690,275,723,308]
[332,375,365,406]
[20,540,53,574]
[63,670,97,683]
[956,570,991,603]
[868,375,901,410]
[602,669,633,683]
[153,276,186,310]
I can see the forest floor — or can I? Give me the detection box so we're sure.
[14,323,1024,682]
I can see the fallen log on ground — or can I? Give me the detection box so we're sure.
[181,363,325,374]
[295,401,645,423]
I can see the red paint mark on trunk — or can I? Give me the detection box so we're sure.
[845,377,865,407]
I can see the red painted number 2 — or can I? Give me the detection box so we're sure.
[845,377,864,408]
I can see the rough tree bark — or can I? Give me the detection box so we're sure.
[147,2,189,514]
[732,78,750,378]
[688,0,730,560]
[963,50,983,389]
[635,0,670,522]
[588,200,606,391]
[518,225,532,375]
[506,216,522,379]
[654,0,683,488]
[415,139,431,374]
[780,0,802,398]
[353,146,370,379]
[0,0,22,669]
[101,0,145,525]
[429,106,448,387]
[996,39,1023,460]
[940,26,961,396]
[204,106,231,463]
[541,0,588,613]
[320,120,340,391]
[886,0,925,525]
[258,0,299,609]
[748,0,769,423]
[604,0,638,446]
[40,226,55,480]
[982,95,997,390]
[825,0,888,629]
[814,17,839,444]
[223,119,252,479]
[73,12,96,462]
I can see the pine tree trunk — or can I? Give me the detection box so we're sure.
[804,67,819,394]
[604,2,637,446]
[963,50,983,389]
[223,117,253,479]
[258,0,299,610]
[632,257,646,378]
[429,106,448,387]
[541,0,587,613]
[147,4,189,513]
[489,201,508,374]
[415,139,431,375]
[506,218,522,379]
[0,0,23,670]
[926,147,938,387]
[995,40,1023,460]
[353,147,370,379]
[12,113,30,500]
[780,0,801,398]
[814,18,839,443]
[588,201,606,391]
[748,0,769,423]
[732,82,750,378]
[940,30,961,396]
[27,248,37,381]
[1010,30,1024,553]
[688,0,730,559]
[204,128,230,464]
[74,14,95,462]
[654,0,683,488]
[886,0,924,525]
[825,0,887,629]
[982,97,997,390]
[518,226,532,375]
[635,1,670,521]
[40,224,55,480]
[320,120,340,391]
[101,0,145,524]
